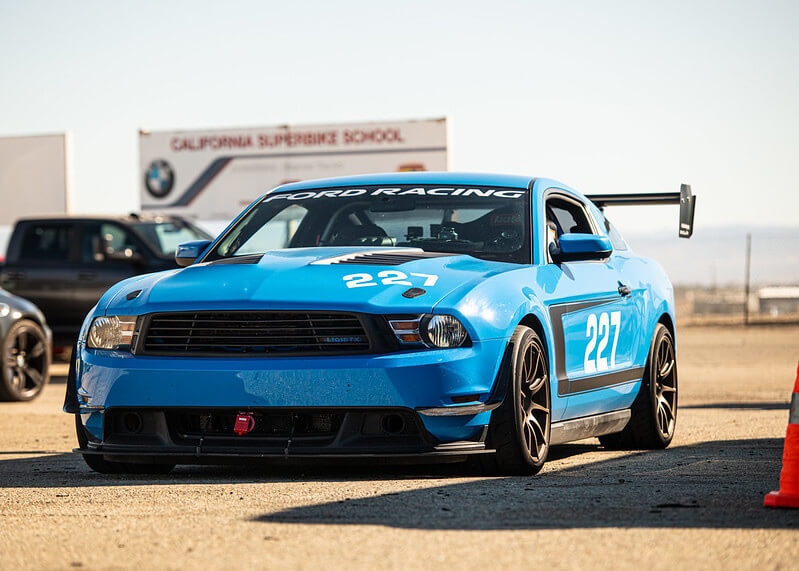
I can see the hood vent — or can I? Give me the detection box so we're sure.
[313,249,454,266]
[205,254,264,265]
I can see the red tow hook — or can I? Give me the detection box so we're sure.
[233,413,256,436]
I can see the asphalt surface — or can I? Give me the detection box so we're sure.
[1,325,798,570]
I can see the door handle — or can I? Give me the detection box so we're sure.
[618,283,632,296]
[2,272,25,281]
[77,272,96,281]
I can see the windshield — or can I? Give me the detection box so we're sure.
[133,220,212,257]
[208,185,531,264]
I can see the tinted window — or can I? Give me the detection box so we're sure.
[19,224,71,262]
[80,223,140,263]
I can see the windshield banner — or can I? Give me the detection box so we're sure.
[263,187,526,203]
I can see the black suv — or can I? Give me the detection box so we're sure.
[0,214,211,345]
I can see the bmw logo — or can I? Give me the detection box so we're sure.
[145,159,175,198]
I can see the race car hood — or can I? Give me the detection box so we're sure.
[102,247,519,315]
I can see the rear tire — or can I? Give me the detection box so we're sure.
[599,323,677,450]
[483,326,551,475]
[75,414,174,474]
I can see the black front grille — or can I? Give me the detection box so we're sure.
[140,311,370,356]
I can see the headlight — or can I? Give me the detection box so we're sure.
[0,303,9,318]
[87,315,138,350]
[423,315,468,348]
[389,314,469,348]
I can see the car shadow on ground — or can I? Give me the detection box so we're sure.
[1,437,794,530]
[0,435,600,488]
[679,402,788,411]
[250,437,796,530]
[0,447,591,487]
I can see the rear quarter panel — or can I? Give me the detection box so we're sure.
[628,253,676,363]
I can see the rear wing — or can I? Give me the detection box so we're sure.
[586,184,696,238]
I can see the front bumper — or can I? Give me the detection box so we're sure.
[69,338,508,446]
[77,406,492,464]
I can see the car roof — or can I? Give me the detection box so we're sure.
[14,213,189,224]
[271,172,537,193]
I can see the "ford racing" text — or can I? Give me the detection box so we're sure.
[263,187,526,202]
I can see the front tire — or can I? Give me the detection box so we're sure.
[75,414,175,474]
[0,319,50,402]
[484,326,551,475]
[599,323,677,450]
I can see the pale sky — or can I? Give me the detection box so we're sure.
[1,0,797,236]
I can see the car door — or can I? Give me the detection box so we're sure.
[592,209,650,375]
[0,221,81,340]
[537,191,644,419]
[74,221,149,318]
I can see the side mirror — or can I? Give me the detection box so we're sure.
[550,233,612,263]
[175,240,212,267]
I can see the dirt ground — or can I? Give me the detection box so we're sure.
[1,325,798,570]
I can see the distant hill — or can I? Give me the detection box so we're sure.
[624,226,799,287]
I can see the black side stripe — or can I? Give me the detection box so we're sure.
[567,367,645,394]
[548,297,642,396]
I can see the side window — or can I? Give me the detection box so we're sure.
[602,216,629,251]
[545,195,596,263]
[81,223,141,263]
[19,224,71,262]
[546,197,594,235]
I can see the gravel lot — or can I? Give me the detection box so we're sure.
[1,325,798,570]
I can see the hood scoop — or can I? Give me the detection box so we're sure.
[312,249,454,266]
[205,254,264,265]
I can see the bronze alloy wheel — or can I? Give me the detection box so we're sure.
[599,323,678,450]
[653,329,677,439]
[484,325,551,475]
[518,334,551,462]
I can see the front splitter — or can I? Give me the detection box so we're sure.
[74,441,493,466]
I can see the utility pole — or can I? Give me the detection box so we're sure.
[744,232,752,325]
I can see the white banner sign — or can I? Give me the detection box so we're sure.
[139,118,449,220]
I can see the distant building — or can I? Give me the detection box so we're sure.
[688,289,745,315]
[758,286,799,316]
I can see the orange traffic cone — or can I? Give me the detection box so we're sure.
[764,362,799,508]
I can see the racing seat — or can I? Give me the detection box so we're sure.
[329,223,395,247]
[452,206,524,245]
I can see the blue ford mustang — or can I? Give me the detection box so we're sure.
[64,172,695,475]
